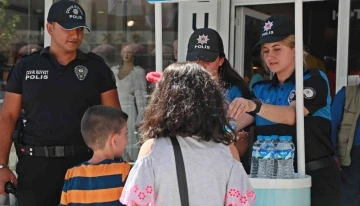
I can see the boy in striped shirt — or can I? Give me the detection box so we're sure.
[59,105,131,206]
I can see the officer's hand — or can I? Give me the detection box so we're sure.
[228,98,256,119]
[334,157,342,171]
[0,168,17,196]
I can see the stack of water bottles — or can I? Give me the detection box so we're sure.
[250,135,295,179]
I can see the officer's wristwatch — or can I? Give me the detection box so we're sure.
[250,99,262,114]
[0,164,9,169]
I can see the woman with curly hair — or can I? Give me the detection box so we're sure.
[146,28,253,172]
[120,62,255,206]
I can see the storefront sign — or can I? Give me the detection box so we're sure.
[332,9,360,20]
[330,3,360,28]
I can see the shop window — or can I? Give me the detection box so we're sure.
[0,0,44,104]
[53,0,178,162]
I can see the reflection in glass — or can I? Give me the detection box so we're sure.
[0,0,44,101]
[76,0,177,161]
[111,44,148,162]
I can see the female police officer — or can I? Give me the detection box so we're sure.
[187,28,253,171]
[146,28,253,171]
[0,1,120,205]
[229,14,341,206]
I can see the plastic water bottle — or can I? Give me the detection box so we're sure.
[258,136,275,178]
[225,118,237,133]
[276,136,295,179]
[287,136,295,177]
[271,135,279,178]
[271,135,279,147]
[250,135,265,178]
[257,136,268,179]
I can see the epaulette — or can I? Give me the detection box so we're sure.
[19,50,41,60]
[304,68,321,77]
[86,52,105,63]
[252,79,272,90]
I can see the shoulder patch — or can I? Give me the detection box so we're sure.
[304,87,316,99]
[86,52,105,62]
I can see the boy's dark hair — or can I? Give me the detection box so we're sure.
[139,62,233,145]
[81,105,128,150]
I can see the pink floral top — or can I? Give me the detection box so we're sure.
[120,136,256,206]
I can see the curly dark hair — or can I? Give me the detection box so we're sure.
[139,62,233,145]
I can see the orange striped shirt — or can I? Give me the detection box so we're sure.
[59,159,131,206]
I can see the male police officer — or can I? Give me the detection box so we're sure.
[0,0,120,205]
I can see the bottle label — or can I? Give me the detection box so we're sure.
[275,149,292,159]
[252,148,259,158]
[259,149,273,159]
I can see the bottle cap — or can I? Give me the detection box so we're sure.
[264,136,272,140]
[257,135,265,140]
[271,135,278,140]
[279,136,287,141]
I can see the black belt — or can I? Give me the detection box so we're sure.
[17,144,91,157]
[305,157,334,172]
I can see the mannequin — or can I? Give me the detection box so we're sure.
[111,44,147,161]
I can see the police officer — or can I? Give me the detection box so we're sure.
[186,28,252,171]
[0,1,120,205]
[146,28,253,171]
[229,14,341,205]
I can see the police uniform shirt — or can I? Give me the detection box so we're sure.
[224,85,245,103]
[5,47,117,146]
[252,69,335,162]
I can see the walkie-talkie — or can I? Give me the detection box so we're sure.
[5,181,16,194]
[4,181,19,205]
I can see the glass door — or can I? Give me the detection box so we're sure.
[233,7,269,87]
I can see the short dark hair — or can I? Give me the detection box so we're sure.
[139,62,233,145]
[81,105,128,150]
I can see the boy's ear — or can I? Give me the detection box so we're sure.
[108,133,117,146]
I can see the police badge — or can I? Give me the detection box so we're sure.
[74,65,88,81]
[288,90,296,104]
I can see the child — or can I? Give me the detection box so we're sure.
[120,62,255,206]
[59,105,131,206]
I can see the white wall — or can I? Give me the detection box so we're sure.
[177,1,219,62]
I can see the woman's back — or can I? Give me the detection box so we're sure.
[120,136,255,206]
